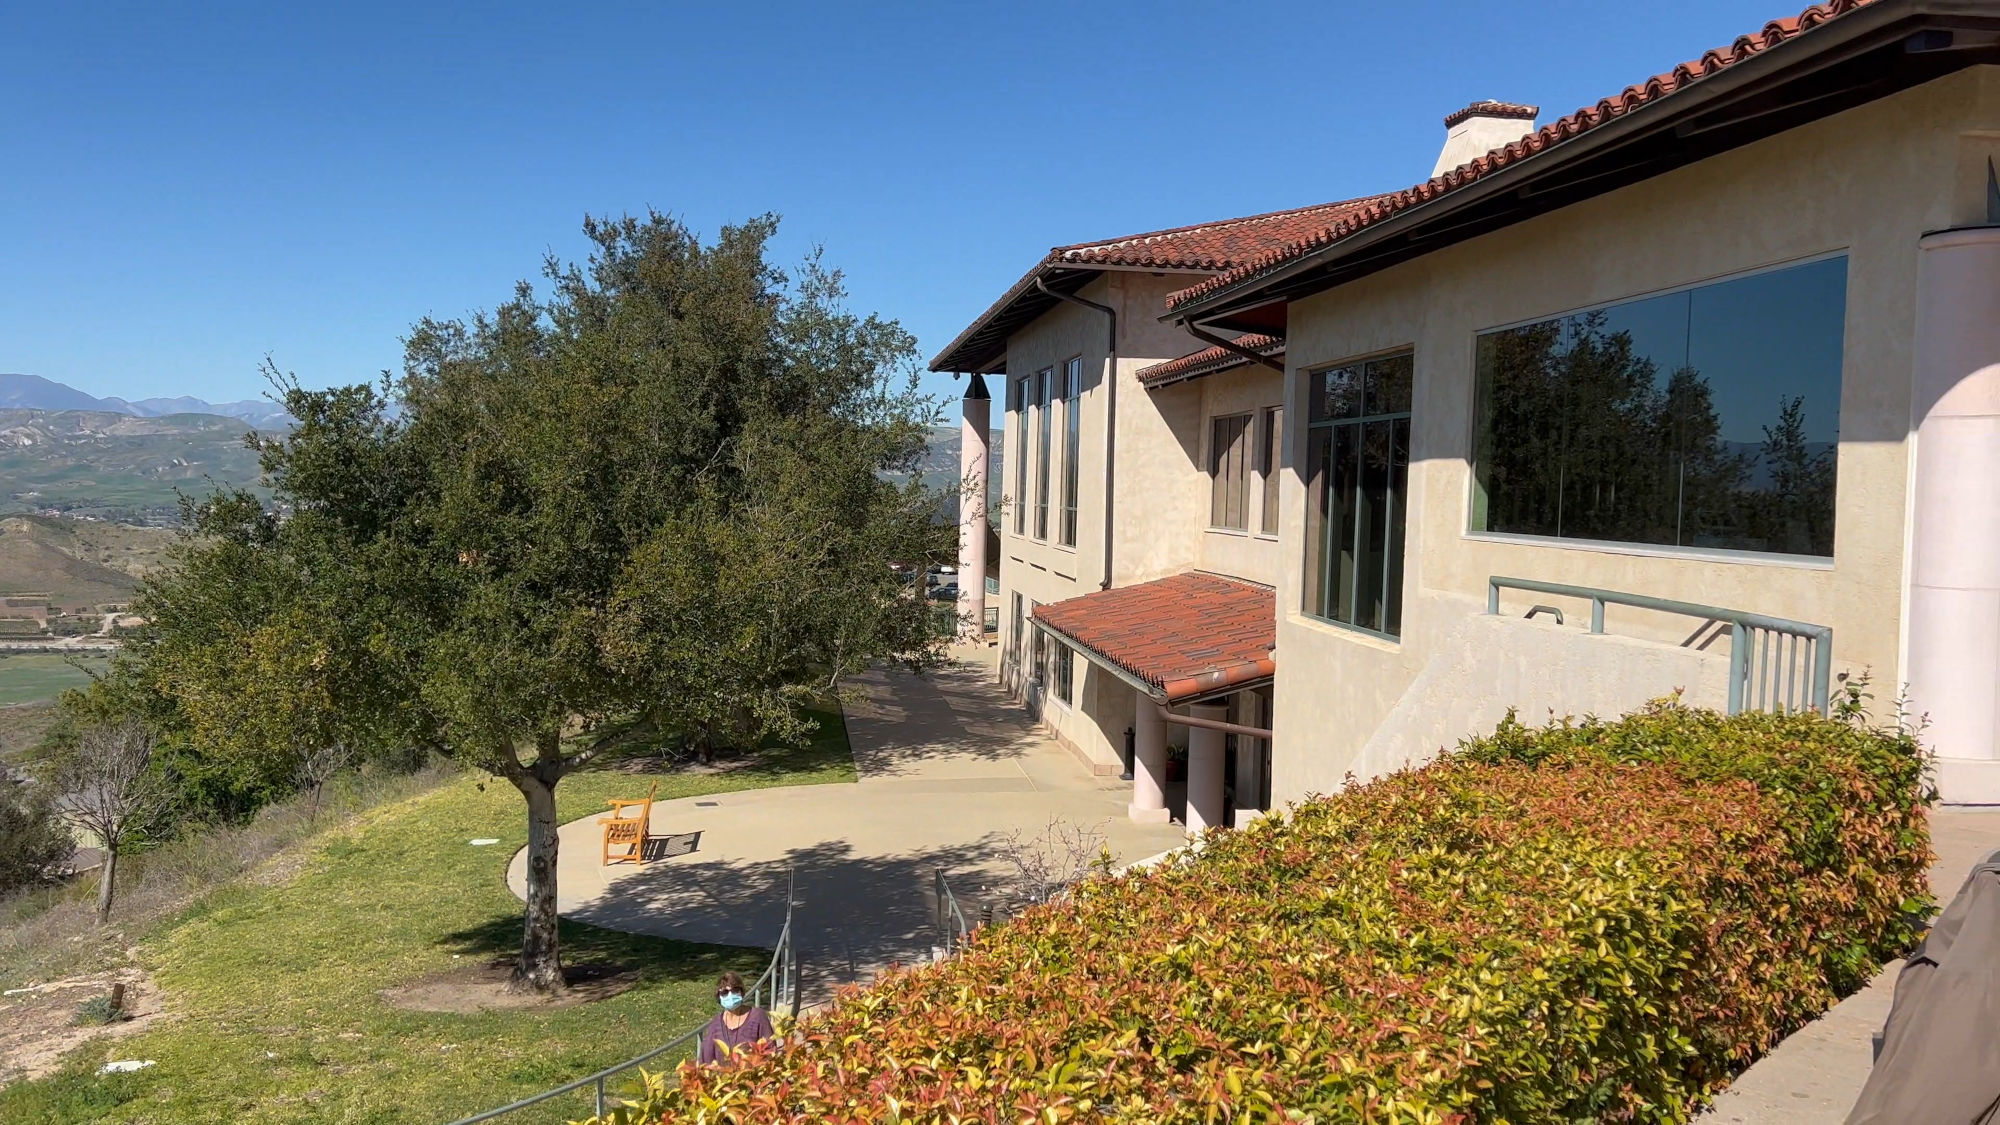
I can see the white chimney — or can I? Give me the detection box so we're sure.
[1432,101,1539,178]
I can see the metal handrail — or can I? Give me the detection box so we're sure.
[445,867,800,1125]
[934,867,971,955]
[1487,576,1833,716]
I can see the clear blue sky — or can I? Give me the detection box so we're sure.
[2,0,1799,409]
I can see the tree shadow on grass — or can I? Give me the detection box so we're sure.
[571,703,858,783]
[434,911,760,992]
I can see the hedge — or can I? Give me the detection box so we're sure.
[594,702,1932,1124]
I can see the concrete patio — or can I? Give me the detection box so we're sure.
[506,655,1184,999]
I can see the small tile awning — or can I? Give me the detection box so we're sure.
[1032,572,1275,703]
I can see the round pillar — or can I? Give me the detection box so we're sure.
[1129,694,1169,823]
[1909,227,2000,804]
[1185,704,1228,836]
[957,376,991,645]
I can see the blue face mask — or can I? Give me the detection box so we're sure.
[718,991,744,1012]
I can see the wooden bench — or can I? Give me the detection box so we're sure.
[599,780,658,867]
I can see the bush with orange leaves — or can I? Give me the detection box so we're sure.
[587,701,1930,1124]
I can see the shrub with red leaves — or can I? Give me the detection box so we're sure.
[590,702,1931,1124]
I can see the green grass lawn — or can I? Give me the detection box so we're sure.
[0,706,857,1125]
[0,652,109,706]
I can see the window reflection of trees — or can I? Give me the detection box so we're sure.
[1475,303,1838,557]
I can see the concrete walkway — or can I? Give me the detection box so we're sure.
[507,657,1183,999]
[1703,805,2000,1122]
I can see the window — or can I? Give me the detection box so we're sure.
[1060,358,1082,547]
[1034,368,1053,540]
[1471,256,1846,557]
[1259,406,1282,536]
[1208,413,1253,530]
[1012,376,1031,535]
[1010,592,1024,666]
[1050,640,1073,704]
[1304,353,1412,638]
[1028,606,1045,687]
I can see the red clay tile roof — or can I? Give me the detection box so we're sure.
[1164,0,1881,315]
[1136,334,1285,389]
[1443,100,1540,127]
[928,196,1383,373]
[1033,572,1275,703]
[1048,196,1387,272]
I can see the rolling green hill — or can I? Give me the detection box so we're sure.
[0,409,272,523]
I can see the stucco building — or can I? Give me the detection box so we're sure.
[938,0,2000,823]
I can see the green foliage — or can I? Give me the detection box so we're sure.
[0,780,71,894]
[46,211,948,977]
[73,994,129,1025]
[0,716,852,1125]
[593,703,1930,1124]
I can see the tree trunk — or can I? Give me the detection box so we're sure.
[95,847,118,925]
[510,772,565,993]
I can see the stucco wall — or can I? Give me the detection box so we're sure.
[995,271,1215,770]
[1270,68,2000,803]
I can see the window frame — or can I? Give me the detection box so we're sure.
[1302,350,1414,642]
[1011,376,1031,536]
[1033,367,1054,541]
[1257,405,1283,538]
[1059,357,1082,548]
[1207,411,1254,532]
[1464,252,1847,561]
[1049,639,1073,706]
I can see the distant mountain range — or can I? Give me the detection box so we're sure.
[0,373,294,429]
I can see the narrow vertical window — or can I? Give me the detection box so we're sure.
[1051,642,1073,704]
[1010,592,1025,673]
[1012,376,1031,536]
[1060,357,1082,547]
[1209,413,1252,530]
[1259,406,1282,536]
[1304,353,1412,638]
[1034,368,1053,540]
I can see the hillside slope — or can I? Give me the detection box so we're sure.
[0,409,271,522]
[0,518,146,607]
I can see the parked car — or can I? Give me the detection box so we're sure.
[928,584,959,602]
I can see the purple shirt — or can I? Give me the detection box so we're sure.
[698,1006,774,1065]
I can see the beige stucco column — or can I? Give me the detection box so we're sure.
[956,375,990,644]
[1185,703,1228,836]
[1129,694,1170,823]
[1908,227,2000,804]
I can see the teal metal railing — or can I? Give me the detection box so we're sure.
[934,867,971,955]
[1487,576,1833,716]
[444,868,799,1125]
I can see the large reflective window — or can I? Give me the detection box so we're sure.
[1471,256,1846,557]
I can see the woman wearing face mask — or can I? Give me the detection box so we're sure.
[697,970,774,1065]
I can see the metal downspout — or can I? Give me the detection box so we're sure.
[1034,275,1117,589]
[1155,702,1273,741]
[1179,320,1285,372]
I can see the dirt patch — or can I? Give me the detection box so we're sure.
[0,967,164,1089]
[378,959,639,1014]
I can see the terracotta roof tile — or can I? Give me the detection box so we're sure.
[1165,0,1881,314]
[929,196,1382,372]
[1136,334,1284,389]
[1049,195,1387,272]
[1033,572,1275,702]
[1443,100,1539,127]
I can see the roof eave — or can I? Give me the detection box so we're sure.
[1165,0,1956,324]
